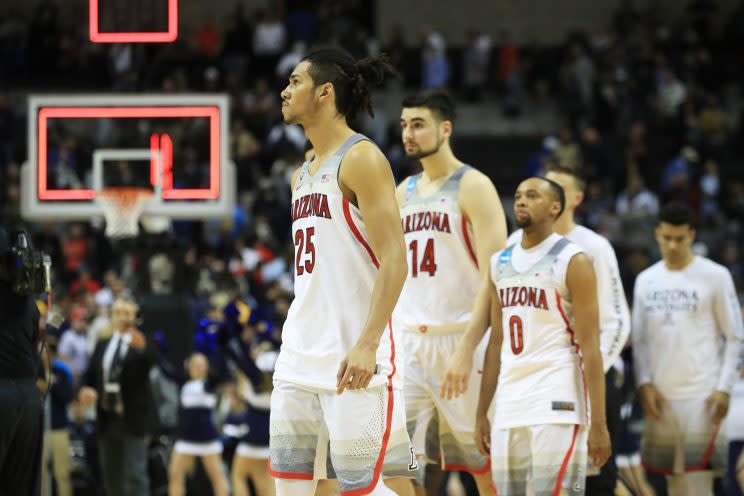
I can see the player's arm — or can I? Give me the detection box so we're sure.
[630,274,664,420]
[474,286,503,455]
[593,240,631,371]
[439,174,506,399]
[566,253,611,468]
[708,269,744,424]
[441,260,495,399]
[459,170,507,273]
[336,141,408,394]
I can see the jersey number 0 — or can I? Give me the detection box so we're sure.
[509,315,524,354]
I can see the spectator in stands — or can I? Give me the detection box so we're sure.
[252,8,287,77]
[526,136,558,177]
[616,169,660,217]
[78,297,158,496]
[58,305,90,382]
[421,25,449,89]
[69,269,102,298]
[700,159,721,219]
[555,127,582,170]
[656,68,687,119]
[69,398,101,495]
[38,337,75,496]
[196,16,221,58]
[62,224,88,283]
[462,29,491,101]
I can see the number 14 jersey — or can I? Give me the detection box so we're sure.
[394,165,480,332]
[489,234,588,429]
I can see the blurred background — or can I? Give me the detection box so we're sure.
[2,0,744,494]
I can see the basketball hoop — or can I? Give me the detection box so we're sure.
[96,187,154,238]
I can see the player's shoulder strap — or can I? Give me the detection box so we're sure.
[442,164,472,200]
[330,133,370,171]
[404,173,422,202]
[547,237,572,257]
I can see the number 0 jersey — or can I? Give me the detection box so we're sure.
[393,166,480,332]
[273,134,397,390]
[490,234,587,428]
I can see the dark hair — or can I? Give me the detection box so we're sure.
[301,47,397,123]
[401,90,456,124]
[546,164,587,192]
[539,177,566,218]
[658,202,695,228]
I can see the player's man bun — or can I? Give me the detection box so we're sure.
[302,47,397,123]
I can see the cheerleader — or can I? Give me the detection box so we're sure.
[231,345,277,496]
[168,353,228,496]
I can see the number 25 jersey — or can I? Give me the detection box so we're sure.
[273,134,396,391]
[489,234,587,428]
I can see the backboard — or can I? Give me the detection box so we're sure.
[21,94,234,221]
[90,0,178,43]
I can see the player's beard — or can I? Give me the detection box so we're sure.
[282,106,298,125]
[282,98,309,125]
[405,132,443,160]
[515,215,532,228]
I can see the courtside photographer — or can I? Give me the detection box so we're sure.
[0,225,52,495]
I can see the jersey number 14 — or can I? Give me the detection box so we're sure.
[408,239,438,277]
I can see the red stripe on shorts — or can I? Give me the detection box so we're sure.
[553,424,580,496]
[341,197,397,495]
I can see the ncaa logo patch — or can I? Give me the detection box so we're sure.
[498,250,512,265]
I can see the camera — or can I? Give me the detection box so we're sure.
[0,229,51,295]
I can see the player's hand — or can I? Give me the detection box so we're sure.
[474,414,491,456]
[588,422,612,468]
[440,346,473,400]
[638,383,665,420]
[36,378,50,394]
[79,386,98,407]
[128,329,146,351]
[336,339,377,395]
[705,390,730,425]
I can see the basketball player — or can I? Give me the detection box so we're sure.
[632,202,744,496]
[449,177,611,494]
[390,90,506,495]
[270,48,415,496]
[499,165,630,494]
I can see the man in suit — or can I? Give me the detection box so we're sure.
[79,296,158,496]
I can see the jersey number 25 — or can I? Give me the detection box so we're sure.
[294,227,316,275]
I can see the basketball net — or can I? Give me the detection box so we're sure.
[96,187,153,238]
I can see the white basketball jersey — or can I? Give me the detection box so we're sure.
[490,234,588,428]
[394,166,480,332]
[273,134,396,390]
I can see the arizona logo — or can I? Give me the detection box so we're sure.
[499,286,549,310]
[402,211,451,234]
[292,193,332,221]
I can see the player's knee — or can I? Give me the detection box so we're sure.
[368,476,398,495]
[275,478,318,496]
